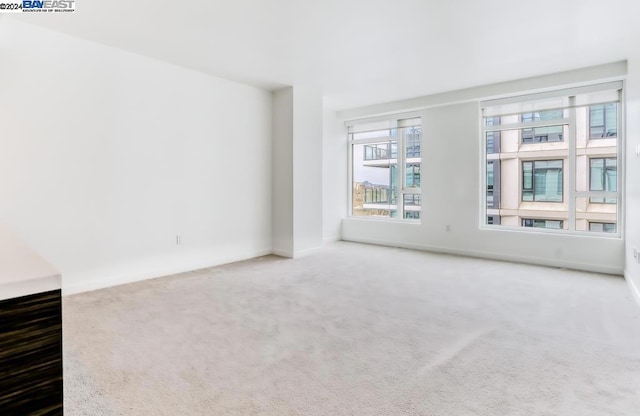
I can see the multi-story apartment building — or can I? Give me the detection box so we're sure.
[486,101,618,233]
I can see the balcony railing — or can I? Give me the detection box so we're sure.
[364,143,396,161]
[364,186,395,204]
[363,144,422,160]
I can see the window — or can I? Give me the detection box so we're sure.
[349,117,421,220]
[521,110,565,123]
[522,160,563,202]
[486,131,500,153]
[406,128,421,158]
[487,160,501,208]
[589,103,617,139]
[589,158,617,203]
[522,219,564,229]
[486,117,501,154]
[589,222,616,233]
[487,215,501,225]
[522,126,564,143]
[406,164,420,188]
[482,81,621,234]
[521,110,565,143]
[487,162,494,207]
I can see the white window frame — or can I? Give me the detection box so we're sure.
[346,112,422,222]
[479,81,624,238]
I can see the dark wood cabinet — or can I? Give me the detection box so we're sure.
[0,289,63,415]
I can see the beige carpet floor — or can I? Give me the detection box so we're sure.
[63,242,640,415]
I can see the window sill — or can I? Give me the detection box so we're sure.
[345,216,421,225]
[479,224,622,239]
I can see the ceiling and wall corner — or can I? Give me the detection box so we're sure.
[5,0,640,110]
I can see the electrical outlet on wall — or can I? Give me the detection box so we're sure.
[176,235,182,245]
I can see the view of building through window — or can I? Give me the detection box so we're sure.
[350,118,421,220]
[483,84,620,234]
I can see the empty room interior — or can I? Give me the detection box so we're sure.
[1,1,640,415]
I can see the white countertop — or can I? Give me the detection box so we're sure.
[0,225,61,301]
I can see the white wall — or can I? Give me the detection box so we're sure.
[272,85,324,257]
[292,86,323,255]
[271,87,294,256]
[0,20,272,294]
[625,56,640,300]
[339,66,629,275]
[322,107,348,241]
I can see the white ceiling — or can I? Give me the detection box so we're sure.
[11,0,640,110]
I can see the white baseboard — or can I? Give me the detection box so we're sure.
[624,271,640,308]
[323,236,341,244]
[272,246,324,259]
[271,249,294,258]
[342,237,624,276]
[63,248,272,296]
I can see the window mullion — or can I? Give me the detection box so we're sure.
[348,137,354,218]
[397,128,406,218]
[567,96,576,232]
[617,88,624,235]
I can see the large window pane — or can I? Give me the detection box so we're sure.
[349,117,421,221]
[482,85,620,235]
[352,141,396,217]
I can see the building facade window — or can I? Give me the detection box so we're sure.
[522,160,563,202]
[521,110,565,143]
[589,103,617,139]
[589,222,616,233]
[487,215,501,225]
[349,117,421,220]
[406,164,421,188]
[486,131,500,153]
[522,219,564,229]
[481,81,621,235]
[522,126,564,143]
[487,162,494,207]
[521,110,565,123]
[589,158,617,203]
[486,160,501,209]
